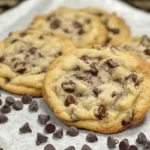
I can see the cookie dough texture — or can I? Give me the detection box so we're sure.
[83,8,131,46]
[30,7,108,48]
[43,46,150,133]
[120,36,150,64]
[0,29,75,97]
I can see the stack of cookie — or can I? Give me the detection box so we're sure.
[0,7,150,134]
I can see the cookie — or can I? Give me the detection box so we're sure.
[83,8,131,46]
[43,45,150,133]
[119,36,150,64]
[29,7,108,48]
[0,29,75,97]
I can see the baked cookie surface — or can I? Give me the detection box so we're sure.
[30,7,108,48]
[120,36,150,64]
[0,29,75,97]
[43,45,150,133]
[83,8,131,46]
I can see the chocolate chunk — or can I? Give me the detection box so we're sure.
[73,21,82,28]
[66,126,79,137]
[81,55,90,63]
[141,36,150,47]
[125,74,139,86]
[105,37,111,44]
[53,128,63,139]
[5,96,15,105]
[96,105,107,120]
[20,32,26,37]
[81,144,92,150]
[65,146,75,150]
[44,144,56,150]
[36,133,48,145]
[28,47,37,54]
[78,28,85,35]
[44,123,56,134]
[29,100,38,112]
[0,104,11,114]
[62,81,75,93]
[144,49,150,56]
[106,59,119,68]
[0,112,8,124]
[21,93,32,104]
[136,132,147,144]
[0,99,2,106]
[122,120,132,126]
[12,101,23,111]
[50,19,61,29]
[107,136,119,149]
[0,56,5,62]
[65,95,77,107]
[86,132,98,143]
[108,28,120,34]
[119,139,129,150]
[16,68,26,74]
[38,114,50,125]
[89,63,98,76]
[19,122,32,133]
[128,145,138,150]
[93,88,100,97]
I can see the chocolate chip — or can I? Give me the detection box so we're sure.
[0,56,5,62]
[28,47,37,54]
[64,29,70,33]
[16,68,26,74]
[53,128,63,139]
[62,81,75,93]
[81,144,92,150]
[5,96,15,105]
[122,120,132,126]
[21,93,32,104]
[119,139,129,150]
[46,15,53,21]
[86,132,98,143]
[36,133,48,145]
[44,123,56,134]
[95,105,107,120]
[143,139,150,150]
[66,126,79,137]
[85,18,91,24]
[11,39,18,43]
[108,28,120,34]
[144,49,150,56]
[50,19,61,29]
[44,144,56,150]
[20,32,26,37]
[94,12,103,16]
[136,132,147,144]
[125,74,139,86]
[93,88,100,97]
[141,36,150,47]
[128,145,138,150]
[73,21,82,28]
[12,100,23,111]
[105,37,111,44]
[65,95,77,107]
[0,99,2,106]
[19,122,32,133]
[78,28,85,35]
[106,59,119,68]
[65,146,75,150]
[38,114,50,125]
[29,100,38,112]
[0,104,11,114]
[81,55,90,63]
[0,112,8,124]
[107,136,119,149]
[89,63,98,76]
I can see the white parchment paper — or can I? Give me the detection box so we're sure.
[0,0,150,149]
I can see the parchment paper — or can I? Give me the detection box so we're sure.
[0,0,150,149]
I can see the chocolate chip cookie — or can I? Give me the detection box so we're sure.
[43,45,150,133]
[83,8,131,46]
[120,36,150,64]
[0,29,75,97]
[29,7,108,48]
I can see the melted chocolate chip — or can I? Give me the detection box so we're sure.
[38,114,50,125]
[86,132,98,143]
[81,144,92,150]
[93,88,100,97]
[128,145,138,150]
[28,47,37,54]
[94,12,103,16]
[136,132,147,144]
[65,95,77,107]
[64,29,70,33]
[53,128,63,139]
[108,28,120,34]
[85,18,91,24]
[0,104,11,114]
[96,105,107,120]
[62,81,75,93]
[105,37,111,44]
[122,120,132,126]
[65,146,75,150]
[29,100,38,112]
[0,112,8,124]
[81,55,90,63]
[107,136,119,149]
[89,63,98,76]
[44,144,56,150]
[78,28,85,35]
[73,21,82,28]
[50,19,61,29]
[20,32,26,37]
[119,139,129,150]
[125,74,139,86]
[16,68,26,74]
[66,126,79,137]
[0,56,5,62]
[144,49,150,56]
[21,93,32,104]
[19,122,32,133]
[36,133,48,145]
[12,101,23,111]
[5,96,15,105]
[44,123,56,134]
[11,39,18,43]
[106,59,119,68]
